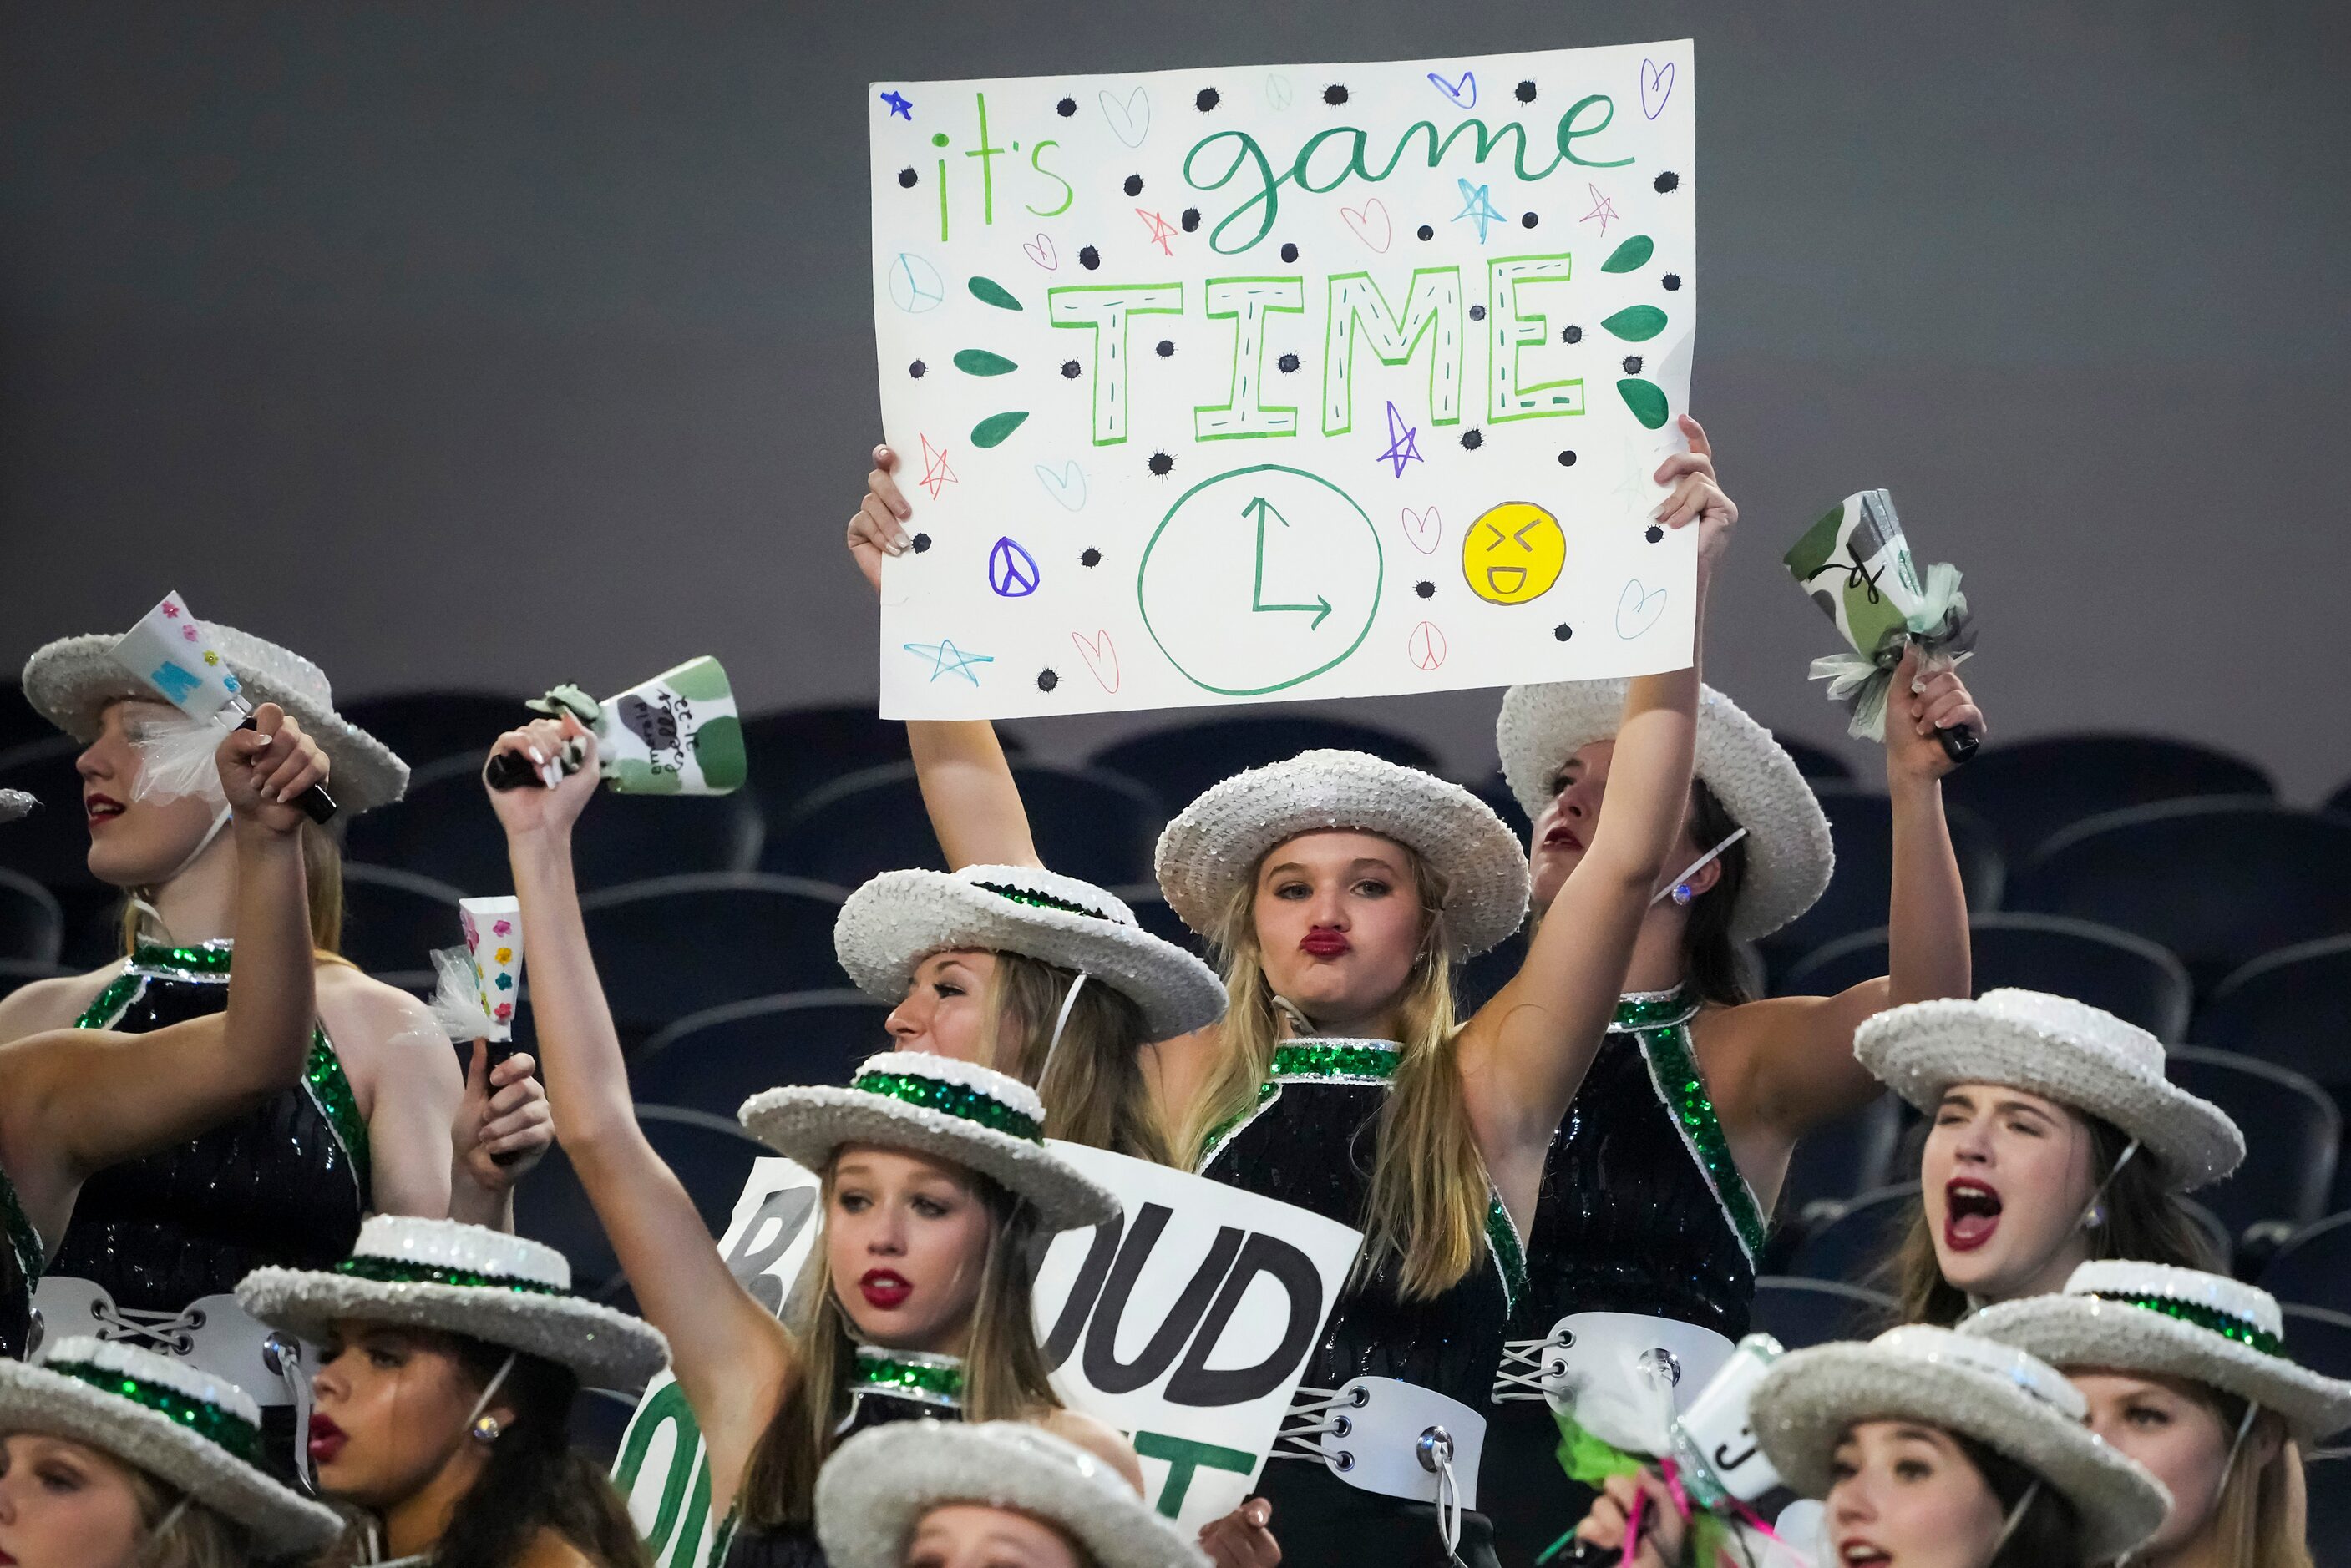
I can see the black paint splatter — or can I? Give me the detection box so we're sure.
[1196,87,1221,112]
[909,360,926,378]
[1563,324,1583,344]
[1080,547,1102,567]
[1123,174,1144,197]
[1553,623,1573,641]
[1515,79,1538,103]
[1279,241,1300,262]
[1078,245,1101,270]
[1415,580,1436,599]
[1623,356,1644,374]
[1663,274,1682,291]
[897,168,917,188]
[1521,211,1539,228]
[1181,207,1202,232]
[1056,97,1077,117]
[1468,305,1487,321]
[1060,359,1082,379]
[1654,170,1680,194]
[1148,451,1174,477]
[1558,450,1577,467]
[1036,669,1060,692]
[1155,339,1175,357]
[911,533,933,553]
[1276,352,1301,373]
[1416,224,1435,241]
[1645,525,1664,543]
[1461,428,1484,451]
[1324,83,1350,105]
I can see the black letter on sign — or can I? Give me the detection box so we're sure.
[1083,1211,1245,1395]
[1041,1213,1126,1371]
[1163,1232,1324,1407]
[723,1186,818,1316]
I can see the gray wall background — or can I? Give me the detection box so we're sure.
[5,3,2346,797]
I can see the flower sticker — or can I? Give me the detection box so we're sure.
[494,1003,514,1022]
[202,650,220,665]
[494,973,514,990]
[460,911,479,944]
[493,919,513,937]
[181,625,199,642]
[494,947,513,964]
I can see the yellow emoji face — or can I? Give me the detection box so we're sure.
[1462,502,1565,604]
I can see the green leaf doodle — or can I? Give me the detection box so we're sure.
[953,349,1019,377]
[1600,235,1654,273]
[1600,305,1667,342]
[970,411,1031,448]
[1616,378,1670,429]
[968,276,1023,311]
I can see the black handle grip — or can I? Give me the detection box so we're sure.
[1938,723,1979,766]
[234,715,337,822]
[484,751,542,792]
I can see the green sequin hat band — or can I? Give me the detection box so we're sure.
[43,1348,262,1464]
[974,881,1114,921]
[2089,1291,2282,1357]
[849,1060,1046,1144]
[332,1255,570,1298]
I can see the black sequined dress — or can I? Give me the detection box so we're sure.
[49,941,370,1471]
[1198,1039,1524,1568]
[1484,989,1766,1566]
[719,1349,965,1568]
[0,1167,39,1360]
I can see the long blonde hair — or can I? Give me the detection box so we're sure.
[2168,1396,2310,1568]
[1178,840,1492,1302]
[120,1464,249,1568]
[733,1159,1059,1531]
[978,951,1173,1166]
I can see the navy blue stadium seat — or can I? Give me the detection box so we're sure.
[2282,1302,2351,1382]
[2166,1048,2339,1249]
[1776,736,1857,785]
[739,705,1026,820]
[577,873,845,1044]
[1941,733,2274,865]
[337,863,466,980]
[1089,716,1438,816]
[346,751,763,895]
[1777,914,2194,1043]
[1783,1183,1920,1288]
[335,691,534,776]
[2196,937,2351,1098]
[0,869,63,964]
[2258,1211,2351,1316]
[0,959,69,1000]
[2006,802,2351,994]
[2328,776,2351,820]
[566,1387,641,1464]
[1776,1095,1906,1227]
[0,683,48,755]
[0,737,90,889]
[513,1105,767,1299]
[764,761,1165,891]
[630,990,891,1115]
[1756,786,2005,983]
[1751,1277,1895,1348]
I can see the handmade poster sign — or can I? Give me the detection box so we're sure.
[1031,1141,1365,1534]
[612,1157,825,1568]
[870,41,1698,718]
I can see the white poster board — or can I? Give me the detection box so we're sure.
[870,41,1698,718]
[1031,1141,1365,1535]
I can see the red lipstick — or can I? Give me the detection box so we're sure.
[84,791,124,832]
[1299,927,1352,959]
[1943,1178,2003,1253]
[307,1413,346,1464]
[859,1268,913,1310]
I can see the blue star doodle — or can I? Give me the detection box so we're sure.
[879,90,915,120]
[1452,178,1505,244]
[1378,401,1423,478]
[904,639,995,686]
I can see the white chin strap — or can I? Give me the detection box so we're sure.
[1989,1479,2043,1555]
[1039,971,1092,1085]
[459,1351,519,1445]
[166,803,236,883]
[149,1494,194,1545]
[1269,994,1316,1038]
[1650,827,1749,907]
[2076,1138,2142,1232]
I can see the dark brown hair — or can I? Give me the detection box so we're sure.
[1679,777,1753,1007]
[1953,1432,2084,1568]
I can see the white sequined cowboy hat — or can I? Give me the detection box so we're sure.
[738,1052,1118,1233]
[1970,1261,2351,1445]
[0,1337,342,1557]
[817,1419,1207,1568]
[1751,1324,2170,1565]
[238,1216,670,1391]
[833,864,1227,1039]
[1496,679,1834,942]
[1855,988,2244,1189]
[22,615,409,813]
[1153,749,1530,958]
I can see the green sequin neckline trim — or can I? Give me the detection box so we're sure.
[1610,987,1701,1034]
[1486,1198,1528,1313]
[128,941,236,980]
[333,1255,568,1297]
[46,1358,262,1465]
[0,1166,43,1292]
[1630,999,1767,1265]
[850,1347,966,1408]
[851,1070,1043,1143]
[2091,1291,2284,1358]
[1269,1039,1401,1083]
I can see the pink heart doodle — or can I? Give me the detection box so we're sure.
[1021,233,1058,271]
[1400,506,1442,554]
[1070,630,1121,694]
[1639,58,1675,120]
[1339,197,1393,254]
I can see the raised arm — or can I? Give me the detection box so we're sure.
[849,443,1041,869]
[0,706,325,1234]
[489,716,791,1512]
